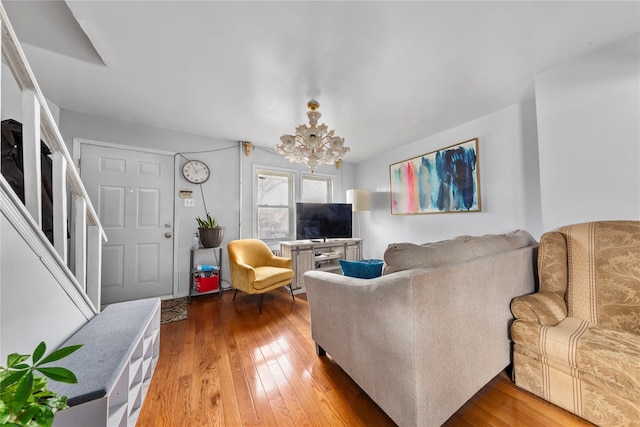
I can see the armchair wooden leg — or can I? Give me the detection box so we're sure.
[232,289,238,301]
[289,285,295,301]
[259,294,264,314]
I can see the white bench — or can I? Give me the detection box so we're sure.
[50,298,161,427]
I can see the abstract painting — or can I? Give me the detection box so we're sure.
[389,138,480,214]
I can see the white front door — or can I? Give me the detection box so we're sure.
[80,142,174,304]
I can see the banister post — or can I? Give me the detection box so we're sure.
[87,225,102,311]
[0,20,2,160]
[52,151,68,262]
[22,89,42,227]
[74,197,87,291]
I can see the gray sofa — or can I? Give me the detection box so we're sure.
[304,230,537,427]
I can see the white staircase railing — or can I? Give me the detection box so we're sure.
[0,3,106,311]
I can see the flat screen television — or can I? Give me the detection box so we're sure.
[296,203,352,240]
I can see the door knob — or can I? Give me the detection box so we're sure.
[164,232,172,238]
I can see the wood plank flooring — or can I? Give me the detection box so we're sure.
[137,288,594,427]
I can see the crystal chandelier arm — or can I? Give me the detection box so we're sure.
[276,100,349,173]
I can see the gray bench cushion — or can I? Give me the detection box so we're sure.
[49,298,160,406]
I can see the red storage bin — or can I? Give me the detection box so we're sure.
[195,275,218,292]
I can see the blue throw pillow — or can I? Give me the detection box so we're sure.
[339,259,384,279]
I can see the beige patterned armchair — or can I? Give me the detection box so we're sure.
[510,221,640,426]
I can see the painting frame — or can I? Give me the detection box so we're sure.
[389,138,481,215]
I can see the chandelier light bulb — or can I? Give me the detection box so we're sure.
[276,100,350,173]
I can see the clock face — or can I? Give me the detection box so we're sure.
[182,160,210,184]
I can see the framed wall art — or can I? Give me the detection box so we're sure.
[389,138,480,215]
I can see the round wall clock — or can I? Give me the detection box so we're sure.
[182,160,210,184]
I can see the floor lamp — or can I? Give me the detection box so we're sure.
[346,189,371,238]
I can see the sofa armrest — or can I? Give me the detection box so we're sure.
[304,270,417,352]
[304,269,421,422]
[511,291,567,326]
[304,269,418,385]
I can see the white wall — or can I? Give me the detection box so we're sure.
[535,33,640,230]
[1,62,60,125]
[356,101,543,259]
[59,110,355,298]
[1,210,89,361]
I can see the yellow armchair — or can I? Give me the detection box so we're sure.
[227,239,295,313]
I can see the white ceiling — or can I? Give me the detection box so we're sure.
[3,1,639,163]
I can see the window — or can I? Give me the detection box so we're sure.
[301,174,332,203]
[255,169,294,240]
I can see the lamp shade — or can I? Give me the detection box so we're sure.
[346,189,371,212]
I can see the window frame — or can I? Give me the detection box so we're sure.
[301,173,333,203]
[254,167,296,242]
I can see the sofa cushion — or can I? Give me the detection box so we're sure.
[383,229,536,275]
[339,259,384,279]
[253,266,294,290]
[559,221,640,333]
[578,325,640,392]
[512,318,640,393]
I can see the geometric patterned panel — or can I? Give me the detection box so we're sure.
[102,244,124,288]
[137,188,160,228]
[99,186,125,229]
[99,156,126,174]
[138,161,161,176]
[137,243,159,285]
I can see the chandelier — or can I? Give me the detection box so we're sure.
[276,100,350,173]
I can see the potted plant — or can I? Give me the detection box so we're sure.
[0,341,81,427]
[196,212,224,248]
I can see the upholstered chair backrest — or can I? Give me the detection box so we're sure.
[543,221,640,333]
[227,239,274,267]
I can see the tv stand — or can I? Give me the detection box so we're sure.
[280,238,363,294]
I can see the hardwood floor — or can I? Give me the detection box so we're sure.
[137,288,594,427]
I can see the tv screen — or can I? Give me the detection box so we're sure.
[296,203,352,240]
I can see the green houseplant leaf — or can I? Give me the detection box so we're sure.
[0,400,11,424]
[196,212,219,228]
[0,341,82,427]
[0,370,27,390]
[6,354,29,369]
[37,345,82,366]
[33,405,55,427]
[35,368,77,384]
[31,343,47,365]
[12,371,33,413]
